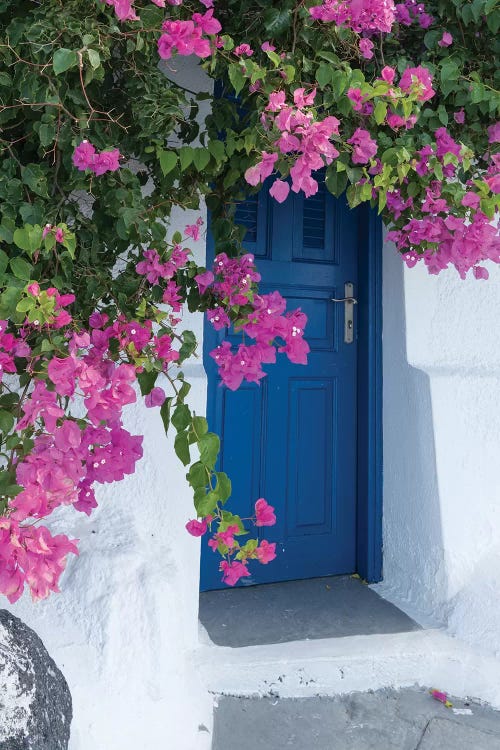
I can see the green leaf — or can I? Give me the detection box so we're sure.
[39,123,56,147]
[13,225,43,256]
[87,49,101,69]
[193,148,211,171]
[0,410,14,434]
[316,51,341,65]
[187,461,208,489]
[198,432,220,469]
[228,63,245,96]
[0,249,9,276]
[208,140,226,163]
[9,257,32,281]
[158,150,178,176]
[171,404,191,431]
[316,63,333,88]
[16,296,35,313]
[137,370,158,396]
[330,70,348,99]
[440,60,460,98]
[215,471,232,502]
[194,489,218,518]
[192,416,208,437]
[0,287,22,318]
[179,146,195,171]
[325,164,348,197]
[263,7,291,34]
[53,48,78,75]
[374,101,387,125]
[159,397,173,434]
[174,431,191,466]
[21,165,48,198]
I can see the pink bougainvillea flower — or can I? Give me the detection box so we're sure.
[399,65,435,101]
[485,174,500,193]
[256,539,277,564]
[347,87,364,111]
[255,498,276,526]
[234,44,253,56]
[293,87,316,107]
[195,270,214,294]
[192,9,221,34]
[347,128,378,164]
[418,12,433,28]
[207,308,230,331]
[266,90,286,111]
[92,149,121,176]
[488,122,500,143]
[461,192,480,209]
[185,218,203,241]
[473,266,489,280]
[269,179,290,203]
[381,65,396,84]
[72,141,96,171]
[144,387,166,408]
[220,560,250,586]
[438,31,453,47]
[186,518,208,536]
[359,38,374,59]
[105,0,140,21]
[309,0,396,33]
[454,109,465,124]
[261,41,276,52]
[244,151,278,186]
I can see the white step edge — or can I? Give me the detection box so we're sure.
[192,629,500,709]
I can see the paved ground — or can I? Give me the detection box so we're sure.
[212,687,500,749]
[199,575,420,647]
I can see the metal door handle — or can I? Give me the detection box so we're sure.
[331,296,358,304]
[331,282,356,344]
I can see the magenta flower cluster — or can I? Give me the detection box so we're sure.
[186,498,277,585]
[157,9,221,59]
[72,141,121,176]
[193,252,310,390]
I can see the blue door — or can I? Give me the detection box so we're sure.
[201,178,359,590]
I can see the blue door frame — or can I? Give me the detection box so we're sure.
[356,205,383,583]
[202,201,383,585]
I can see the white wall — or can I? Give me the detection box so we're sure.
[7,57,213,750]
[379,240,500,657]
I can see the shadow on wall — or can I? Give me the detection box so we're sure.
[380,243,448,625]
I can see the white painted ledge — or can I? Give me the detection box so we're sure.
[194,629,500,709]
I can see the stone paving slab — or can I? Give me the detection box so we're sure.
[200,575,419,647]
[212,687,500,750]
[418,718,500,750]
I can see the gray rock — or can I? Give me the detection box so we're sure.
[0,610,72,750]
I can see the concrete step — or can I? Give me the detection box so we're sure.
[211,689,500,750]
[195,628,500,709]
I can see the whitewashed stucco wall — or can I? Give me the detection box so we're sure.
[7,58,213,750]
[379,240,500,658]
[4,51,500,745]
[7,212,212,750]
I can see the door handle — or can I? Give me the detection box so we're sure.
[331,282,356,344]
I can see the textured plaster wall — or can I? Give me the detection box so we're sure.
[6,57,214,750]
[379,240,500,657]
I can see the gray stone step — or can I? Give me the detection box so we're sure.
[418,718,500,749]
[212,688,500,750]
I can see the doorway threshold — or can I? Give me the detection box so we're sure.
[198,575,420,648]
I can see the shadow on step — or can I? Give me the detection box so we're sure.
[199,575,420,648]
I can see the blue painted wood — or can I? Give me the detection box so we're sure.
[201,175,362,590]
[356,206,383,583]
